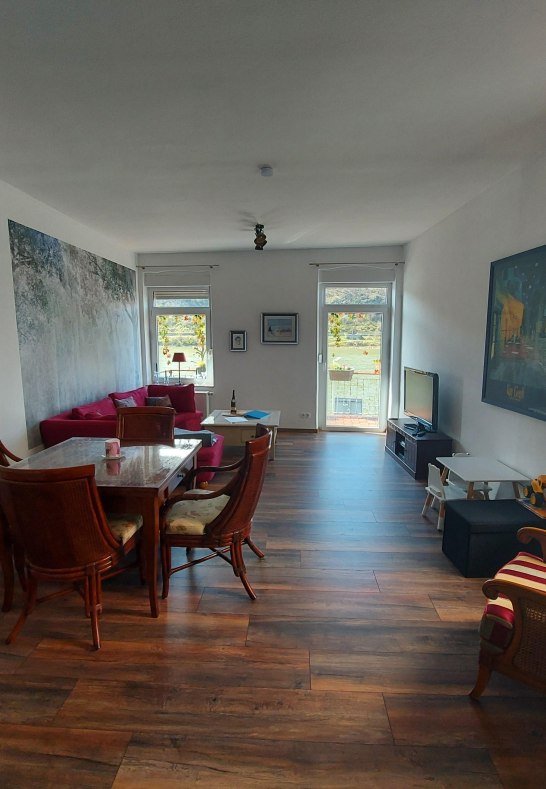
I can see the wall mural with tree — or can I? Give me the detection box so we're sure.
[8,220,139,448]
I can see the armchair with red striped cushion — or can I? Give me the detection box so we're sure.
[470,527,546,698]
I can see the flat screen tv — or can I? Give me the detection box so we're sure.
[403,367,439,433]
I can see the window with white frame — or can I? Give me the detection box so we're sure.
[150,288,213,386]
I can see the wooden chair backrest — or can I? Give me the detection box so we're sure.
[206,428,271,538]
[116,406,175,446]
[0,440,22,467]
[0,464,120,570]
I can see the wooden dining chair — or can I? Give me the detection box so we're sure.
[0,464,143,649]
[116,406,176,446]
[0,440,22,612]
[160,426,271,601]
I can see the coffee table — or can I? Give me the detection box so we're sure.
[201,409,281,459]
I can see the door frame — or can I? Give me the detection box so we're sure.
[318,284,392,431]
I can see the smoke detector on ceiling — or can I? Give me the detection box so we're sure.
[259,165,273,177]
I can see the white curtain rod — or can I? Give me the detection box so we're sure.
[309,262,402,269]
[137,264,219,270]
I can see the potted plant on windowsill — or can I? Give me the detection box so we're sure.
[329,360,355,381]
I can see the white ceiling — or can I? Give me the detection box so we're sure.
[1,0,546,253]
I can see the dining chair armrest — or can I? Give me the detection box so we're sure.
[188,457,244,478]
[0,441,22,466]
[518,527,546,559]
[482,576,546,637]
[181,458,244,490]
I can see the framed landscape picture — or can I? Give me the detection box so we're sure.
[229,330,247,351]
[482,244,546,421]
[261,313,299,344]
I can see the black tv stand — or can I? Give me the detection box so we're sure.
[385,418,453,480]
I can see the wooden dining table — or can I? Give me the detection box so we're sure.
[12,436,202,617]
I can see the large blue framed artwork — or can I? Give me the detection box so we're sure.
[482,244,546,421]
[8,221,139,448]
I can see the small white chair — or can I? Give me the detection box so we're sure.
[446,452,493,499]
[422,463,466,531]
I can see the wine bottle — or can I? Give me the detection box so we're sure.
[230,389,237,414]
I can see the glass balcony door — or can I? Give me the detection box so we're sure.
[319,287,391,431]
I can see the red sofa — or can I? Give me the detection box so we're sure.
[39,384,223,483]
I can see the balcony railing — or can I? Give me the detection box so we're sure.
[327,371,381,427]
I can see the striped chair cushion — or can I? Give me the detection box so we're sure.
[479,552,546,654]
[165,490,230,535]
[106,513,143,545]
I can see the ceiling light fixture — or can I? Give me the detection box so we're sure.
[259,165,273,177]
[254,224,267,250]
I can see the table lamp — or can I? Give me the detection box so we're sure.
[172,352,186,384]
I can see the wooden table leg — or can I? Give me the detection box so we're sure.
[140,497,160,618]
[467,481,475,499]
[0,533,14,612]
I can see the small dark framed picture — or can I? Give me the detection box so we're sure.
[230,330,247,352]
[261,313,299,344]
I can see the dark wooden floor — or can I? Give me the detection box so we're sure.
[1,431,545,787]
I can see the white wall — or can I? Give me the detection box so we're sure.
[138,246,403,429]
[0,179,135,458]
[402,154,546,478]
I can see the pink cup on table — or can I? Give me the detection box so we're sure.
[105,459,122,475]
[105,438,121,458]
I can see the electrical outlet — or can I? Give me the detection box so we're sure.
[300,412,311,418]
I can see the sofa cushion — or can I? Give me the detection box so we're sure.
[148,384,195,413]
[72,396,117,419]
[114,396,137,408]
[145,395,172,407]
[109,386,148,407]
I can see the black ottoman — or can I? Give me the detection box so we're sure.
[442,500,544,578]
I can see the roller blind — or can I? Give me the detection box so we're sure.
[152,288,209,307]
[318,264,399,284]
[140,268,211,288]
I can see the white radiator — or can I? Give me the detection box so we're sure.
[195,390,212,417]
